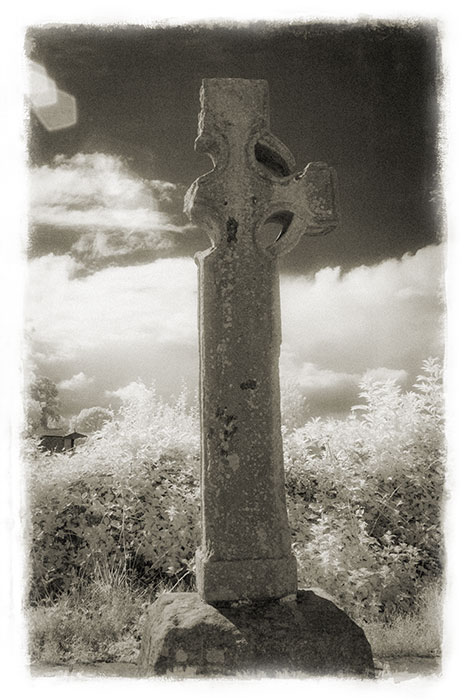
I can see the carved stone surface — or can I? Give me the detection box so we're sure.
[139,80,374,678]
[184,79,338,603]
[138,590,375,678]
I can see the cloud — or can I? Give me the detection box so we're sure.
[29,153,193,271]
[280,356,410,416]
[105,381,152,404]
[361,367,408,384]
[26,254,198,358]
[25,244,444,418]
[25,255,199,416]
[279,244,444,414]
[280,356,360,415]
[58,372,94,392]
[280,244,444,373]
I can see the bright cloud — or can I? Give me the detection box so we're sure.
[361,367,408,384]
[26,254,199,416]
[26,244,444,418]
[26,254,198,358]
[58,372,94,392]
[280,356,410,416]
[279,244,444,413]
[29,153,192,271]
[280,244,444,375]
[106,381,153,404]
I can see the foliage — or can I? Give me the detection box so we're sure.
[27,384,200,601]
[27,361,444,629]
[280,376,308,433]
[362,581,442,658]
[27,375,61,432]
[24,396,43,436]
[70,406,114,434]
[284,358,445,621]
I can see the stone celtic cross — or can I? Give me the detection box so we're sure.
[184,78,338,603]
[141,79,373,677]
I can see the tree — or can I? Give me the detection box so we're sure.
[71,406,114,434]
[29,376,61,430]
[281,378,307,433]
[24,396,42,435]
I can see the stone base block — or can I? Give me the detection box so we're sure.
[196,549,298,602]
[138,589,375,678]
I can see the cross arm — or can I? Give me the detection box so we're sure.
[255,161,339,258]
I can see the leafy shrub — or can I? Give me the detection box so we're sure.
[70,406,114,434]
[27,361,444,626]
[27,385,200,601]
[285,358,445,621]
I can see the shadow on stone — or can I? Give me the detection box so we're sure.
[139,589,375,678]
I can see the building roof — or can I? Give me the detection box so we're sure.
[39,430,87,439]
[39,428,66,437]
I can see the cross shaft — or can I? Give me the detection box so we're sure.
[185,78,338,602]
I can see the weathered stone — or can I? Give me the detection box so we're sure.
[184,78,338,603]
[138,590,375,677]
[139,79,373,679]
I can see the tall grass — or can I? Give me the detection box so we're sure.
[363,583,442,658]
[29,577,442,665]
[27,558,190,665]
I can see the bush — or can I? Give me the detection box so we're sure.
[284,358,445,621]
[27,385,200,602]
[26,361,444,626]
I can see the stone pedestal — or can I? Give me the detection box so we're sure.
[138,590,375,678]
[195,551,298,603]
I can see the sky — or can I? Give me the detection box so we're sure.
[24,20,445,422]
[3,6,468,695]
[0,0,469,697]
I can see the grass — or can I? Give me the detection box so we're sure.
[28,560,197,666]
[363,583,442,658]
[28,565,151,665]
[28,574,443,667]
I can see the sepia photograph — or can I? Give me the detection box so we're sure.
[3,3,465,692]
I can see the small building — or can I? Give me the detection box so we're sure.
[63,431,87,450]
[39,429,87,453]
